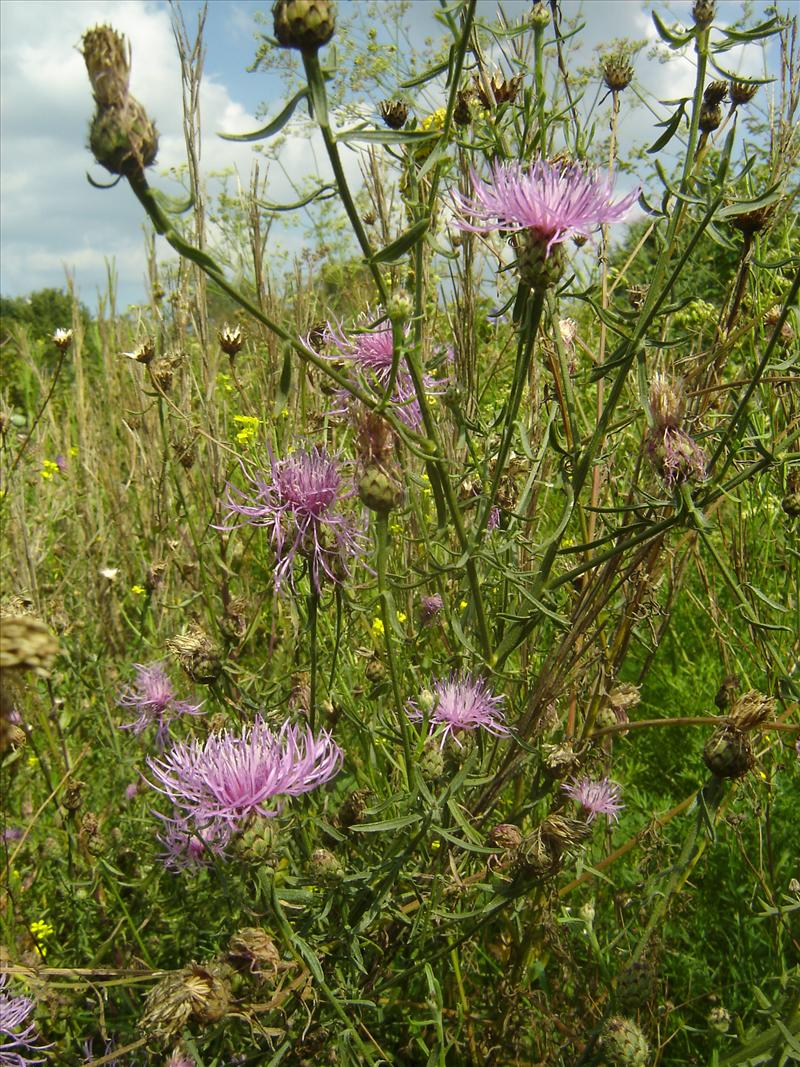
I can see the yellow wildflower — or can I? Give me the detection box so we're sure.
[30,919,54,957]
[459,600,468,610]
[397,612,407,624]
[372,618,385,638]
[130,585,146,596]
[217,372,234,394]
[233,415,259,445]
[40,459,60,480]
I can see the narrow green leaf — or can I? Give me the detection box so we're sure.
[350,813,423,832]
[651,10,693,47]
[219,88,309,142]
[370,217,431,264]
[647,102,688,154]
[257,184,337,212]
[336,127,441,145]
[400,58,449,88]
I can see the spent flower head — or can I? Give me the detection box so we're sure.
[221,447,366,593]
[562,776,623,823]
[408,672,508,747]
[0,973,51,1065]
[146,717,343,835]
[117,662,204,747]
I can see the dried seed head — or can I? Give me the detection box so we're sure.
[122,338,155,364]
[140,963,231,1040]
[728,689,774,732]
[649,373,685,430]
[365,657,388,685]
[487,823,523,850]
[730,80,758,106]
[617,958,657,1010]
[692,0,716,28]
[338,789,369,829]
[0,616,58,677]
[703,80,728,106]
[379,99,409,130]
[62,780,86,812]
[150,350,183,391]
[608,682,640,714]
[218,323,245,358]
[627,284,648,310]
[81,25,130,107]
[228,928,280,975]
[602,53,634,93]
[729,204,775,235]
[453,89,472,127]
[764,305,795,347]
[166,625,222,684]
[272,0,336,52]
[703,726,754,779]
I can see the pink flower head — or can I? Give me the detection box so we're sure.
[408,672,508,747]
[0,973,51,1065]
[221,447,366,593]
[117,662,204,747]
[312,314,445,431]
[419,594,443,625]
[146,718,343,834]
[453,159,639,254]
[562,776,623,823]
[156,814,232,872]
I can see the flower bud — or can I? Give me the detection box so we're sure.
[358,466,401,513]
[602,53,634,93]
[600,1016,650,1066]
[529,2,550,29]
[272,0,336,52]
[692,0,716,28]
[617,958,657,1009]
[419,740,445,782]
[166,625,221,684]
[307,847,345,886]
[487,823,523,850]
[708,1006,731,1032]
[89,97,159,178]
[703,726,753,779]
[365,657,387,684]
[703,80,728,106]
[228,927,280,975]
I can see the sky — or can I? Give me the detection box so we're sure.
[0,0,775,312]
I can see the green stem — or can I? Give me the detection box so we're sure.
[376,514,413,785]
[308,585,319,733]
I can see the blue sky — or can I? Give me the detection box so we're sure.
[0,0,777,312]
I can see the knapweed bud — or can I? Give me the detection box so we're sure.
[600,1016,650,1066]
[646,374,707,488]
[81,25,130,107]
[89,97,158,178]
[379,100,409,130]
[419,595,443,626]
[617,958,657,1009]
[417,739,444,781]
[692,0,716,28]
[529,2,550,29]
[627,284,648,310]
[228,928,280,976]
[386,289,413,322]
[218,323,244,358]
[730,80,758,106]
[307,847,344,886]
[708,1005,731,1032]
[272,0,336,52]
[52,328,73,352]
[703,726,753,779]
[578,899,595,925]
[764,305,795,347]
[365,657,387,684]
[358,466,401,513]
[649,372,684,429]
[62,780,85,812]
[602,53,634,93]
[513,231,566,290]
[235,817,277,863]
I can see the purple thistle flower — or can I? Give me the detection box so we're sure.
[117,662,204,747]
[146,718,342,834]
[407,672,509,748]
[453,159,640,253]
[487,505,501,532]
[646,426,708,488]
[312,315,444,431]
[562,776,624,823]
[156,814,232,872]
[0,974,51,1066]
[221,447,366,594]
[419,594,444,625]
